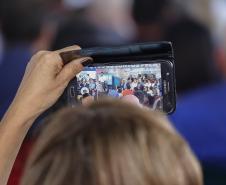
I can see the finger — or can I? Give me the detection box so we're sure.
[32,50,49,60]
[41,52,64,68]
[53,45,82,66]
[54,45,81,54]
[28,50,49,67]
[56,57,92,83]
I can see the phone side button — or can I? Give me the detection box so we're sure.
[70,86,76,97]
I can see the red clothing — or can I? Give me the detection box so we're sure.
[7,138,34,185]
[122,89,133,96]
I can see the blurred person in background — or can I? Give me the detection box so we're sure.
[169,1,226,184]
[52,0,136,49]
[132,0,213,95]
[0,0,56,119]
[170,50,226,185]
[171,0,213,30]
[49,0,104,49]
[165,17,217,94]
[51,13,104,49]
[86,0,136,44]
[132,0,176,42]
[0,0,57,184]
[132,0,226,184]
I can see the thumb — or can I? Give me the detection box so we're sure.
[57,57,93,83]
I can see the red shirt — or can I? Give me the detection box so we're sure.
[7,138,34,185]
[122,89,133,96]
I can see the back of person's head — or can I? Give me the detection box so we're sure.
[165,17,217,93]
[0,0,45,43]
[126,84,131,90]
[132,0,171,41]
[132,0,168,25]
[51,13,102,49]
[21,99,202,185]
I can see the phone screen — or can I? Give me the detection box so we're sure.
[76,62,164,110]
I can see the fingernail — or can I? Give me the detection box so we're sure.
[60,50,82,65]
[81,58,93,67]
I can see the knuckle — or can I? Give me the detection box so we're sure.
[35,50,47,57]
[42,52,54,62]
[74,63,83,72]
[73,45,81,50]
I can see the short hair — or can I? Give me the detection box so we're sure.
[132,0,168,24]
[51,15,102,49]
[0,0,45,43]
[21,99,203,185]
[165,17,217,93]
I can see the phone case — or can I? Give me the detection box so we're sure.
[57,42,176,114]
[60,41,174,65]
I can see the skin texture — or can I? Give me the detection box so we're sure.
[0,45,91,185]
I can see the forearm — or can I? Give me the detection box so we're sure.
[0,45,84,185]
[0,105,35,185]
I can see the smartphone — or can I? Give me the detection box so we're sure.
[60,42,176,114]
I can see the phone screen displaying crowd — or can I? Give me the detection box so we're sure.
[76,63,163,110]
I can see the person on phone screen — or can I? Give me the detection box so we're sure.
[122,84,133,96]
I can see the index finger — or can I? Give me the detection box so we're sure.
[55,45,81,54]
[54,45,82,65]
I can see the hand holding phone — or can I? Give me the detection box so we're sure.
[60,42,176,114]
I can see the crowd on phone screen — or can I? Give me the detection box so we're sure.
[77,73,162,109]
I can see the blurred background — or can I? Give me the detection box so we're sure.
[0,0,226,184]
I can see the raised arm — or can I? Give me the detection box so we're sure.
[0,45,91,185]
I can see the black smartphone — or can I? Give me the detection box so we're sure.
[60,42,176,114]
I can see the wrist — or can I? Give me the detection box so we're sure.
[2,102,37,129]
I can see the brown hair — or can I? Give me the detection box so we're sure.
[21,99,202,185]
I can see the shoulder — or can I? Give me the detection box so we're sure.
[170,82,226,125]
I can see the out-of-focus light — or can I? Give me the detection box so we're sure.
[211,0,226,36]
